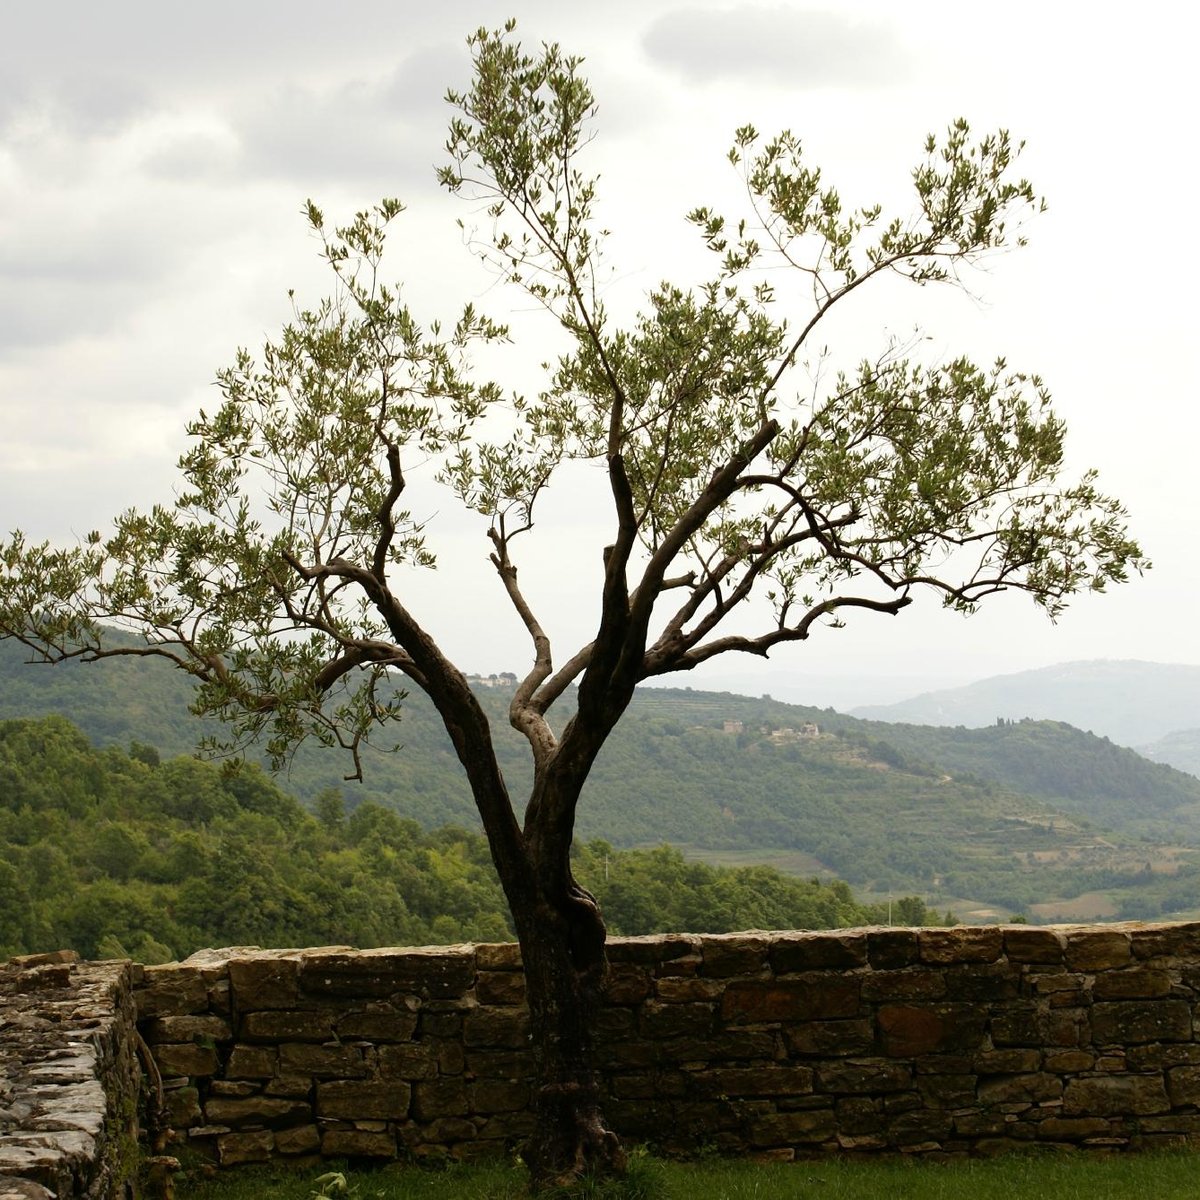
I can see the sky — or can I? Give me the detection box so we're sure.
[1,1,1195,710]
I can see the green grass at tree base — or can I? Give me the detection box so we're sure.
[172,1149,1200,1200]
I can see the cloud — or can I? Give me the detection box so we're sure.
[643,7,910,88]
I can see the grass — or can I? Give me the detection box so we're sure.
[172,1148,1200,1200]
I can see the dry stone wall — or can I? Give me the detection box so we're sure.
[134,922,1200,1165]
[0,953,139,1200]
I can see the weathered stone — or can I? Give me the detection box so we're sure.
[217,1130,274,1164]
[721,977,860,1024]
[973,1049,1040,1074]
[152,1043,218,1077]
[769,931,867,973]
[877,1004,986,1057]
[699,934,769,977]
[378,1044,437,1080]
[240,1010,333,1041]
[475,943,522,970]
[990,1004,1044,1047]
[229,956,301,1011]
[412,1079,469,1121]
[1044,1050,1094,1073]
[656,977,724,1003]
[748,1107,836,1146]
[943,962,1020,1002]
[225,1046,276,1079]
[316,1081,411,1120]
[476,971,526,1006]
[137,966,208,1018]
[785,1019,873,1058]
[605,934,700,965]
[815,1060,911,1094]
[1064,929,1131,971]
[320,1128,396,1157]
[1167,1065,1200,1105]
[918,927,1003,964]
[866,929,920,969]
[276,1042,368,1077]
[274,1124,321,1154]
[1036,1116,1112,1139]
[143,1015,232,1044]
[469,1080,529,1113]
[1092,968,1173,1000]
[1004,927,1065,964]
[640,1001,714,1038]
[977,1073,1062,1104]
[604,964,653,1005]
[916,1074,976,1106]
[300,946,473,1001]
[860,970,946,1002]
[463,1009,529,1049]
[1092,1000,1193,1044]
[163,1086,202,1127]
[264,1074,313,1097]
[1063,1075,1170,1116]
[204,1095,311,1127]
[691,1066,813,1097]
[336,1007,419,1041]
[209,1079,259,1096]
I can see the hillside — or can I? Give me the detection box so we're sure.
[4,638,1200,920]
[1138,728,1200,778]
[851,659,1200,746]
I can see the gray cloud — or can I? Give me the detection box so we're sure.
[643,7,909,88]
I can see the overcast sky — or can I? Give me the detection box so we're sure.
[1,2,1195,709]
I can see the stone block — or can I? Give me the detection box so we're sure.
[225,1046,276,1079]
[748,1107,836,1146]
[607,934,700,965]
[217,1130,273,1165]
[1036,1116,1112,1139]
[152,1043,218,1077]
[1044,1050,1094,1073]
[661,1029,778,1062]
[860,970,946,1002]
[470,1080,530,1113]
[769,931,867,973]
[691,1066,814,1098]
[877,1003,986,1057]
[378,1044,438,1080]
[1131,922,1200,960]
[977,1073,1062,1104]
[476,971,526,1006]
[1004,927,1065,964]
[463,1008,529,1049]
[721,977,860,1024]
[265,1075,313,1097]
[943,962,1020,1002]
[1064,930,1131,971]
[143,1015,232,1044]
[274,1124,321,1154]
[300,947,474,1001]
[815,1060,911,1094]
[605,964,653,1006]
[916,1074,976,1106]
[973,1049,1040,1074]
[413,1079,469,1120]
[1092,1000,1193,1044]
[785,1019,873,1058]
[466,1050,532,1079]
[866,929,920,969]
[656,977,724,1003]
[136,966,208,1018]
[918,926,1003,964]
[336,1006,419,1041]
[1063,1075,1170,1116]
[990,1004,1043,1047]
[229,957,301,1011]
[204,1096,311,1126]
[1092,969,1173,1000]
[278,1042,368,1077]
[1167,1065,1200,1106]
[240,1010,334,1041]
[316,1080,411,1120]
[640,1001,714,1038]
[475,943,522,970]
[699,934,770,976]
[320,1128,397,1157]
[164,1086,201,1127]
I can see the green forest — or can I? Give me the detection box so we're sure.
[0,715,930,962]
[4,637,1200,932]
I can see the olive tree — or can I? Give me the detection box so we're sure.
[0,24,1144,1189]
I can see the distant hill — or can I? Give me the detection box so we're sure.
[1138,728,1200,779]
[851,660,1200,747]
[5,636,1200,919]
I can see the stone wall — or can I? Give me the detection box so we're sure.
[1,953,140,1200]
[134,922,1200,1165]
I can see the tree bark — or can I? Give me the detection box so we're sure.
[508,861,625,1190]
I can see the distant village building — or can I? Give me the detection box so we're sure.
[723,719,744,734]
[466,671,518,689]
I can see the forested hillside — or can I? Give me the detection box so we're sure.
[0,715,917,961]
[4,639,1200,921]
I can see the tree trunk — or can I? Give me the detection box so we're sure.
[510,878,626,1191]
